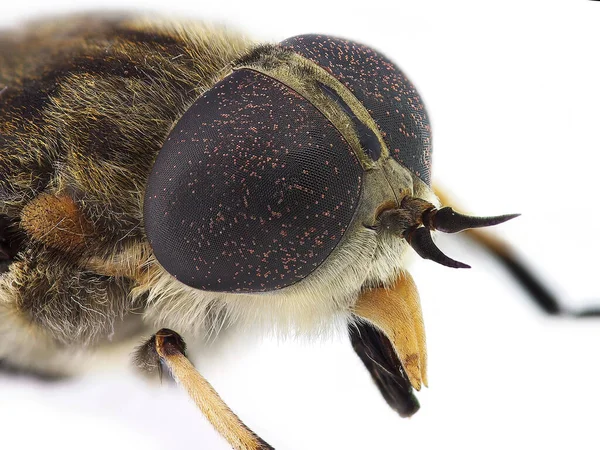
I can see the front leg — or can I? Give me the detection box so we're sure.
[135,329,273,450]
[352,271,427,392]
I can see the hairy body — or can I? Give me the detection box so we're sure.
[0,16,434,377]
[0,16,254,374]
[1,15,550,449]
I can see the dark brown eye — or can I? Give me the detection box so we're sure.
[144,69,363,293]
[0,215,25,274]
[282,34,432,185]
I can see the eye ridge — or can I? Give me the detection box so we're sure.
[317,80,382,162]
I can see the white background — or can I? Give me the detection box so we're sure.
[1,0,600,449]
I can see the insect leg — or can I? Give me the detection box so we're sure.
[466,227,562,314]
[136,329,273,450]
[352,272,427,391]
[434,186,600,317]
[469,227,600,317]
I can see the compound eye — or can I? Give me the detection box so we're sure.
[144,70,363,293]
[282,35,432,185]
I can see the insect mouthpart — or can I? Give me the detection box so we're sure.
[373,197,520,269]
[0,215,24,274]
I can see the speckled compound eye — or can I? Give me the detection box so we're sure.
[144,69,363,293]
[281,35,432,185]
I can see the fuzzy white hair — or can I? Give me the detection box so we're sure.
[137,163,438,340]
